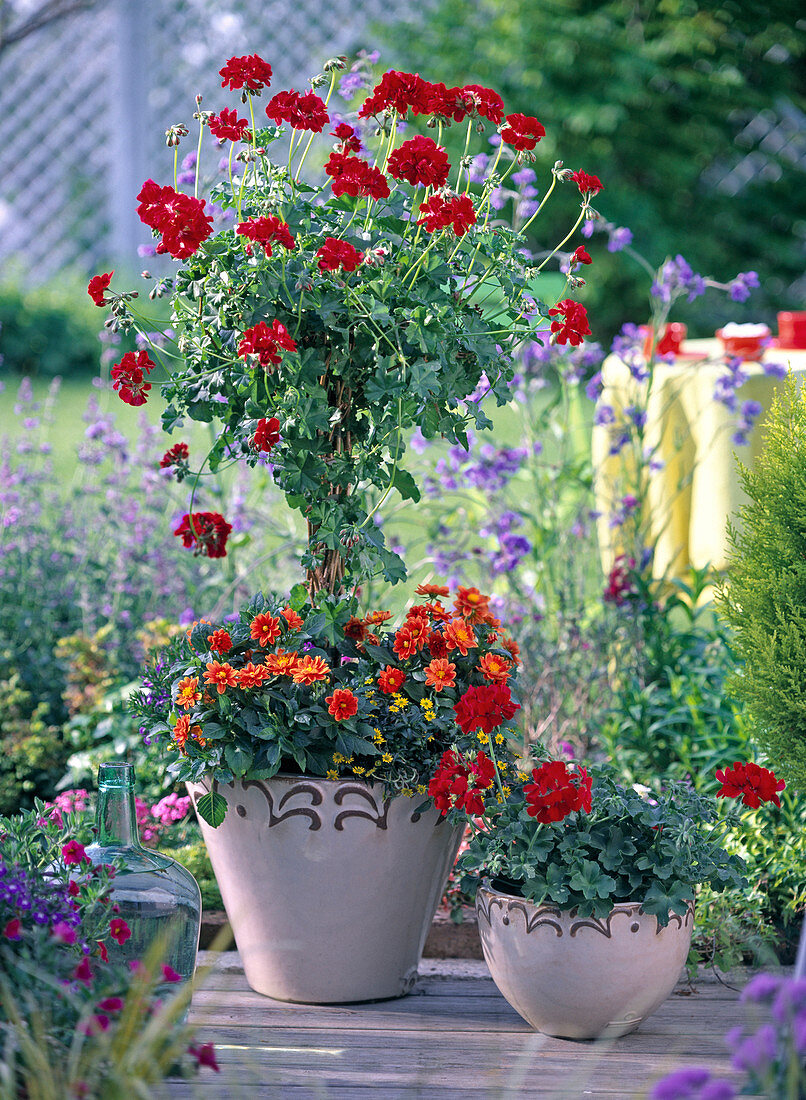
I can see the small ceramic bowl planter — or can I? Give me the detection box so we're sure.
[476,883,694,1039]
[188,775,462,1003]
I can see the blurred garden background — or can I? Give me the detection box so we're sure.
[1,0,806,967]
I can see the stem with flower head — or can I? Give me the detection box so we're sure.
[173,146,179,190]
[518,171,558,237]
[534,207,588,274]
[294,70,338,182]
[193,120,204,199]
[455,118,474,190]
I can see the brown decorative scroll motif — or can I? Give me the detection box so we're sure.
[476,888,564,937]
[656,899,695,936]
[478,888,693,939]
[333,784,390,831]
[242,780,323,831]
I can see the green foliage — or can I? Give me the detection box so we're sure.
[0,272,103,377]
[390,0,806,338]
[0,672,68,814]
[718,375,806,792]
[459,767,747,925]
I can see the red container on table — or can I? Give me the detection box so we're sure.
[641,322,687,358]
[778,312,806,349]
[716,326,771,362]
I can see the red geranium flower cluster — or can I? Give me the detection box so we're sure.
[238,319,297,368]
[174,512,232,558]
[500,113,545,152]
[523,761,593,823]
[454,683,520,736]
[324,152,390,200]
[417,192,476,238]
[317,237,365,273]
[387,135,450,188]
[136,179,213,259]
[265,90,329,132]
[87,271,113,306]
[358,71,504,126]
[571,170,603,197]
[253,416,281,452]
[111,350,155,407]
[208,108,250,142]
[570,245,592,268]
[548,299,591,346]
[428,749,495,815]
[160,441,189,471]
[715,761,785,808]
[331,121,361,153]
[236,215,295,257]
[219,54,272,93]
[359,70,434,119]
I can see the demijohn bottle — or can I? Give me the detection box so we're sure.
[85,762,201,985]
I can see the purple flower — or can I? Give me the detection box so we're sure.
[466,153,489,183]
[740,973,783,1005]
[607,226,633,252]
[581,220,594,238]
[772,978,806,1025]
[338,71,371,99]
[650,1068,735,1100]
[652,255,706,304]
[728,1023,778,1074]
[762,360,787,379]
[728,270,760,303]
[594,403,616,427]
[585,371,603,402]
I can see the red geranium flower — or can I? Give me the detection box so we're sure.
[423,82,469,123]
[500,113,545,152]
[454,683,519,736]
[111,350,155,407]
[417,193,476,237]
[570,245,592,267]
[358,70,432,119]
[387,135,450,188]
[87,271,113,306]
[219,54,272,93]
[548,299,591,347]
[571,170,603,197]
[109,918,131,945]
[236,215,295,257]
[331,121,361,153]
[238,319,297,368]
[715,761,786,809]
[136,179,213,259]
[428,749,495,816]
[461,84,504,124]
[174,512,232,558]
[253,416,281,453]
[317,237,364,273]
[265,89,329,132]
[208,108,250,142]
[206,629,232,655]
[326,688,359,721]
[524,761,592,823]
[324,152,391,200]
[160,441,189,471]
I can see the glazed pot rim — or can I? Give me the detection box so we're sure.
[478,880,694,919]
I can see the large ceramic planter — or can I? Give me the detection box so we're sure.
[187,776,462,1003]
[476,882,694,1039]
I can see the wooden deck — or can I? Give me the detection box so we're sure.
[163,953,753,1099]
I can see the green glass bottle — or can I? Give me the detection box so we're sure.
[85,762,201,986]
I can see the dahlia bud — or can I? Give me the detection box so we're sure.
[323,56,348,72]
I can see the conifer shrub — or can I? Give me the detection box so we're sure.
[719,375,806,791]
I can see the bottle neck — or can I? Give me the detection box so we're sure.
[95,763,142,849]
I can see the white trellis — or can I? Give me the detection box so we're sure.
[0,0,406,281]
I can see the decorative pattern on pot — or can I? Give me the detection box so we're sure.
[187,776,462,1004]
[476,883,694,1039]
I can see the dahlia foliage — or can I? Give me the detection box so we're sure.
[89,51,598,595]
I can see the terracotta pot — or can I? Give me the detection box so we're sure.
[476,883,694,1039]
[187,776,462,1003]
